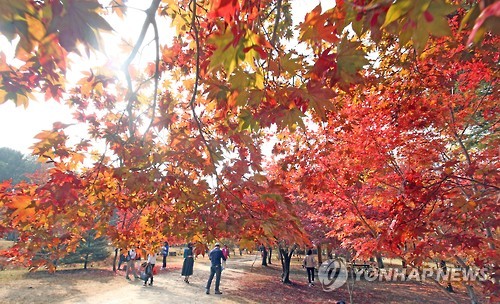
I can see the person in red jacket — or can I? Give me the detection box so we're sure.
[221,244,230,270]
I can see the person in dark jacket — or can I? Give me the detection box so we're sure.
[161,241,169,269]
[117,249,126,270]
[205,243,226,295]
[181,243,194,283]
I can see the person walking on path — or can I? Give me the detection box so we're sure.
[143,251,157,286]
[181,243,194,283]
[303,249,317,286]
[161,241,169,269]
[117,249,126,270]
[221,244,230,270]
[125,247,139,280]
[206,243,226,295]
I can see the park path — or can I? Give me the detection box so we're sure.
[59,256,259,304]
[0,253,475,304]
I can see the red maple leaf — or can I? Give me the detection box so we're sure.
[209,0,240,23]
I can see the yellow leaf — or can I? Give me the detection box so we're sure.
[94,82,104,95]
[382,0,414,28]
[26,14,46,41]
[208,28,241,76]
[253,71,264,90]
[280,53,302,76]
[16,93,30,108]
[0,89,7,104]
[238,238,255,251]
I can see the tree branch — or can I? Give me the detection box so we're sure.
[187,0,256,218]
[122,0,161,138]
[142,10,160,142]
[270,0,282,48]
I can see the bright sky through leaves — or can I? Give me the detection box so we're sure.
[0,0,333,155]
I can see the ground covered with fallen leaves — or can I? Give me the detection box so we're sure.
[0,251,482,303]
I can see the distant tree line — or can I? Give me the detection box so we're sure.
[0,147,41,184]
[1,148,110,268]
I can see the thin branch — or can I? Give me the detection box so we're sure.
[270,0,282,48]
[449,175,500,191]
[449,105,473,166]
[122,0,162,138]
[188,0,255,218]
[345,0,392,12]
[331,177,378,238]
[142,11,160,142]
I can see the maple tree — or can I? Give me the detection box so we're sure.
[0,0,498,300]
[271,10,498,303]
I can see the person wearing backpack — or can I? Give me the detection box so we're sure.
[125,247,139,280]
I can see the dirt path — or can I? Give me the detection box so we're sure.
[0,254,477,304]
[60,258,255,304]
[0,255,262,304]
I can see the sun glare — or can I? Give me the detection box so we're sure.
[0,0,333,156]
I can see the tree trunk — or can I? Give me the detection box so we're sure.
[454,256,479,304]
[83,237,92,270]
[485,226,496,250]
[268,247,272,264]
[279,247,295,284]
[6,231,19,241]
[376,253,384,268]
[84,252,89,270]
[440,260,454,292]
[317,243,323,265]
[326,243,333,259]
[261,245,268,266]
[113,248,119,272]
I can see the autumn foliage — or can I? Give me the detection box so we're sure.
[0,0,498,301]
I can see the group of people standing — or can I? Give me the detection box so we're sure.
[120,241,230,294]
[181,242,230,295]
[120,242,170,287]
[119,242,317,294]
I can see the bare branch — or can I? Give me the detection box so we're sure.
[142,10,160,142]
[271,0,282,48]
[122,0,161,138]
